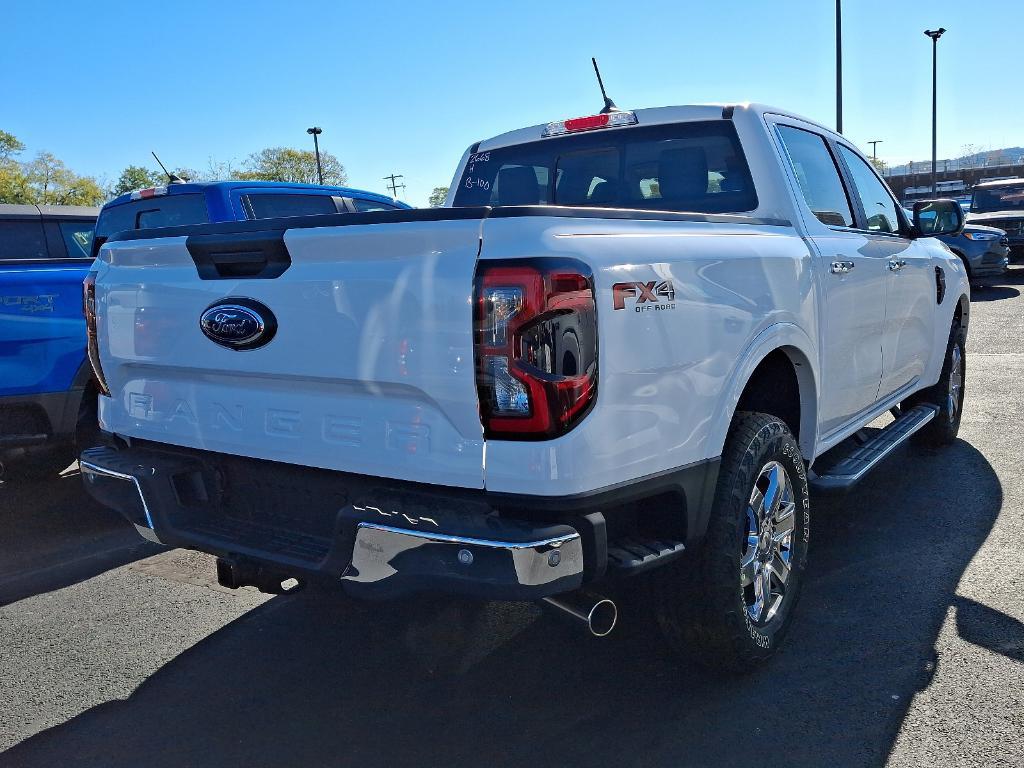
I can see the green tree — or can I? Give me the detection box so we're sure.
[166,167,200,183]
[0,129,30,203]
[243,147,347,185]
[428,186,449,207]
[0,130,25,162]
[24,152,104,206]
[111,165,163,196]
[0,164,32,203]
[54,174,105,206]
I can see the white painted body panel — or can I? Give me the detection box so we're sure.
[94,103,970,499]
[94,220,486,489]
[479,215,818,495]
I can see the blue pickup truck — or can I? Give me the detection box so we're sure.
[1,182,408,481]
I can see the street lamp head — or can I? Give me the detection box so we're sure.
[306,127,322,136]
[924,28,946,41]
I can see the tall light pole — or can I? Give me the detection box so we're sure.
[306,127,324,185]
[836,0,843,133]
[868,140,884,177]
[924,28,946,195]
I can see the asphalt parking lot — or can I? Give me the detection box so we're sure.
[1,269,1022,768]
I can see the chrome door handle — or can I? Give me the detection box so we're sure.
[830,260,855,274]
[888,259,907,271]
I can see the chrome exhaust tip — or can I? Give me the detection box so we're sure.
[542,592,618,637]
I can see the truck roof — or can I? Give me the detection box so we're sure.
[103,180,405,210]
[973,177,1024,189]
[0,203,99,220]
[476,103,834,151]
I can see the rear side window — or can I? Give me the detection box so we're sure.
[0,219,48,260]
[454,121,757,213]
[96,193,209,240]
[352,198,400,212]
[59,221,95,258]
[776,125,854,228]
[242,193,340,220]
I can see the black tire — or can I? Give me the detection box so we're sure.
[74,386,102,454]
[6,446,76,482]
[1,386,99,483]
[907,322,965,447]
[652,412,810,671]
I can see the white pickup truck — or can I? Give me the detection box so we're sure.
[80,104,968,669]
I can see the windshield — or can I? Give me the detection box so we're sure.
[453,121,757,213]
[971,183,1024,213]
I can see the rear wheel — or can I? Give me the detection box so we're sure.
[653,412,810,671]
[1,386,99,483]
[5,446,76,482]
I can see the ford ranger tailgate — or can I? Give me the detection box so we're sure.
[92,213,486,489]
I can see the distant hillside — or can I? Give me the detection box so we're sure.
[888,146,1024,176]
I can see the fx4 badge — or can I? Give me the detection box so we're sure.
[612,281,676,312]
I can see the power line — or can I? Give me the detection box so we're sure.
[384,173,405,198]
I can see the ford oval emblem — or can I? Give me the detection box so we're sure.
[199,298,277,350]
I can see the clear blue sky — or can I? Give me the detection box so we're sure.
[4,0,1021,206]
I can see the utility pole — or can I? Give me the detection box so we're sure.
[924,28,946,195]
[835,0,843,134]
[383,173,405,198]
[868,140,883,161]
[307,127,324,185]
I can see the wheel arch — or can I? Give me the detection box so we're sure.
[948,247,971,278]
[955,292,969,332]
[708,324,819,461]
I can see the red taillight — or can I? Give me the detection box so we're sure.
[83,272,111,396]
[565,114,610,132]
[474,260,598,439]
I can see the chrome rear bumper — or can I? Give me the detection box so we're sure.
[79,444,586,600]
[343,522,583,598]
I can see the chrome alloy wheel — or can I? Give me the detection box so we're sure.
[947,344,963,423]
[741,461,797,626]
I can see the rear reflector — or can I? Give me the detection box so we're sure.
[542,110,638,137]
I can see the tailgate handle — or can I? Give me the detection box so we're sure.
[186,232,291,280]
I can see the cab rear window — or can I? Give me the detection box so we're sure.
[352,198,400,212]
[242,193,340,219]
[59,221,95,258]
[96,194,209,240]
[453,121,757,213]
[0,219,47,260]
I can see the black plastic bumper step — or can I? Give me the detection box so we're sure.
[607,537,685,575]
[182,516,331,564]
[810,404,938,494]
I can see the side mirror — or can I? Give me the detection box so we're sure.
[913,199,965,237]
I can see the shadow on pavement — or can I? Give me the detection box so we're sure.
[970,284,1020,302]
[972,264,1024,300]
[0,439,1003,768]
[0,469,161,607]
[955,595,1024,665]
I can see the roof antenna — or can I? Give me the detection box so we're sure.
[151,151,187,183]
[592,57,620,114]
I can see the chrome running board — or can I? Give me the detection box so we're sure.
[810,405,938,493]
